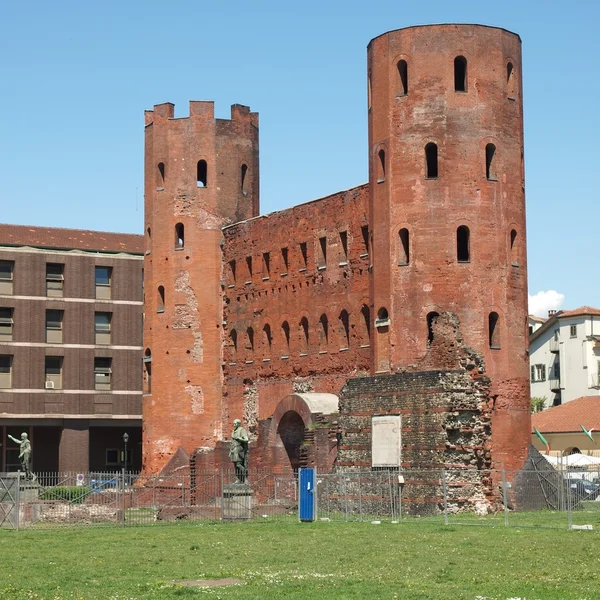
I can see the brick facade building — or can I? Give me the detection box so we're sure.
[143,24,531,488]
[0,225,144,473]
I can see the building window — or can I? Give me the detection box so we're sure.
[95,266,112,300]
[457,226,470,262]
[318,236,327,269]
[531,364,546,383]
[45,356,63,390]
[454,56,467,92]
[0,355,12,388]
[281,321,291,356]
[281,247,289,273]
[246,327,255,354]
[427,311,440,345]
[339,231,348,264]
[397,59,408,95]
[425,143,438,178]
[262,252,270,278]
[229,260,236,285]
[0,308,13,342]
[361,305,371,344]
[143,349,152,394]
[263,324,272,355]
[95,312,112,345]
[157,162,165,188]
[485,143,497,181]
[197,160,208,187]
[489,312,500,349]
[510,230,518,266]
[46,263,64,297]
[339,309,350,349]
[230,329,238,355]
[241,164,248,195]
[319,314,329,351]
[398,228,409,265]
[157,286,165,313]
[0,261,14,295]
[570,324,577,338]
[300,317,309,355]
[300,242,308,270]
[94,357,112,391]
[175,223,184,249]
[46,310,64,343]
[377,149,386,183]
[361,225,369,257]
[507,62,516,99]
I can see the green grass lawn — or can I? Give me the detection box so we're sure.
[1,521,599,600]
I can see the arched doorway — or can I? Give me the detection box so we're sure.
[277,411,306,471]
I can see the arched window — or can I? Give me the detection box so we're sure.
[300,317,309,355]
[377,149,386,183]
[485,144,497,181]
[143,348,152,394]
[246,327,255,355]
[376,307,389,325]
[489,312,500,349]
[197,160,207,187]
[360,305,371,344]
[457,226,470,262]
[398,228,409,265]
[427,311,440,345]
[454,56,467,92]
[319,314,328,352]
[397,60,408,96]
[281,321,291,356]
[339,309,350,349]
[425,143,438,178]
[510,229,518,266]
[230,329,238,355]
[175,223,184,249]
[157,162,165,188]
[241,164,248,195]
[263,324,272,355]
[507,62,516,99]
[157,286,165,313]
[146,227,151,240]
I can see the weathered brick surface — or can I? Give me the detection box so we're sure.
[145,24,530,477]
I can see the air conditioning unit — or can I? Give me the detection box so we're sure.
[45,380,55,389]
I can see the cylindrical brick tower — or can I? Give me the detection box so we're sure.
[143,101,259,473]
[367,25,530,471]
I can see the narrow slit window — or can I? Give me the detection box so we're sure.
[157,162,165,188]
[427,311,440,345]
[246,327,254,354]
[368,71,372,111]
[231,329,238,354]
[318,236,327,269]
[454,56,467,92]
[241,163,248,195]
[425,143,438,178]
[361,305,371,343]
[340,231,348,263]
[457,226,470,262]
[175,223,184,249]
[282,321,290,355]
[300,317,309,354]
[361,225,369,257]
[510,229,518,266]
[377,149,386,183]
[485,144,497,181]
[281,247,289,272]
[397,59,408,95]
[246,256,253,280]
[489,312,500,348]
[398,228,409,265]
[263,324,272,354]
[300,242,308,269]
[157,286,165,313]
[143,349,152,394]
[262,252,270,277]
[197,160,207,187]
[339,309,350,348]
[319,314,328,351]
[507,62,516,99]
[229,260,236,284]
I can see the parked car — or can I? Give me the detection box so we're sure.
[567,478,599,500]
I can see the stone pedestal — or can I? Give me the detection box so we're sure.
[222,484,252,520]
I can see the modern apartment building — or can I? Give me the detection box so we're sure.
[529,307,600,408]
[0,224,143,473]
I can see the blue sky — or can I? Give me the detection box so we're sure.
[1,0,598,316]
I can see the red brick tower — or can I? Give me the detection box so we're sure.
[367,25,530,471]
[143,102,259,473]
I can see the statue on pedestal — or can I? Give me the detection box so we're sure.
[8,432,35,481]
[229,419,249,484]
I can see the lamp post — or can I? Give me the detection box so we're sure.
[123,432,129,474]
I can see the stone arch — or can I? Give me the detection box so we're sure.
[269,393,339,471]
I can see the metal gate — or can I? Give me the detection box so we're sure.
[299,468,316,521]
[0,475,19,529]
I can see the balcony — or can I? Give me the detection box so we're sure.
[549,377,561,391]
[549,339,560,353]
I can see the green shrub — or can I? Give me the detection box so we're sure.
[40,486,91,504]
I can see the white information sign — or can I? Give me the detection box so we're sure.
[371,415,401,468]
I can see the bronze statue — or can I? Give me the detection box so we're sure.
[229,419,249,484]
[8,432,35,480]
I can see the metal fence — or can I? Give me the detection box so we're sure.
[1,467,599,531]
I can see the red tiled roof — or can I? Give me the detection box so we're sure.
[558,306,600,318]
[532,396,600,433]
[0,223,143,254]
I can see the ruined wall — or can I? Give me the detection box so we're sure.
[221,185,371,434]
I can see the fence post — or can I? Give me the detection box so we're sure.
[121,468,126,527]
[15,472,21,531]
[502,470,509,528]
[567,479,573,530]
[441,469,448,525]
